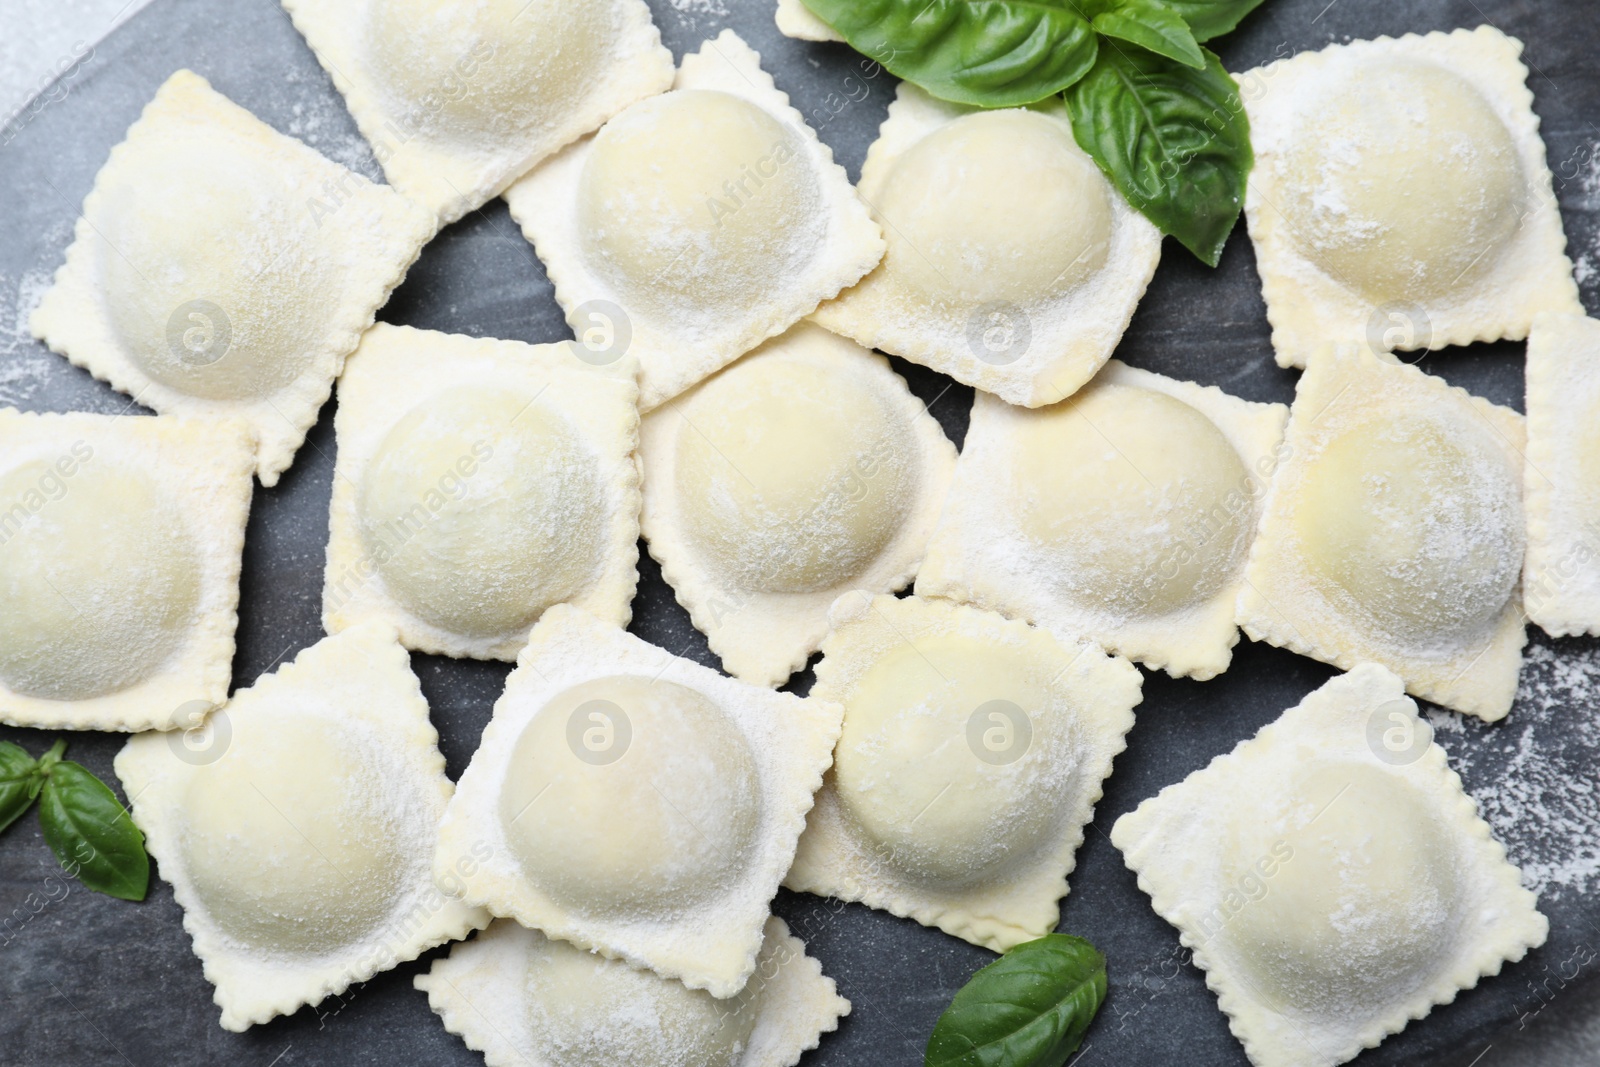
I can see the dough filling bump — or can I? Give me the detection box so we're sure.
[578,89,823,315]
[499,675,763,918]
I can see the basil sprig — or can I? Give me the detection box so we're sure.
[0,739,149,901]
[926,934,1108,1067]
[799,0,1265,265]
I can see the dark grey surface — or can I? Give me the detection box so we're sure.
[1,0,1598,1064]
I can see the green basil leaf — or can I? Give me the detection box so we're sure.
[0,741,40,835]
[925,934,1107,1067]
[1065,45,1250,266]
[801,0,1098,107]
[1156,0,1270,41]
[38,761,149,901]
[1091,2,1205,69]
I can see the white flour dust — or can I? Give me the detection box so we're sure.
[1430,640,1600,902]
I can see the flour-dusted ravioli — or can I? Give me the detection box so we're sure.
[281,0,673,224]
[29,71,434,485]
[1238,26,1581,369]
[917,361,1287,680]
[787,593,1140,951]
[0,410,253,731]
[114,623,487,1031]
[1112,664,1547,1067]
[434,605,841,997]
[1524,312,1600,637]
[639,322,955,687]
[417,916,848,1067]
[1237,346,1527,719]
[324,324,640,660]
[774,0,842,42]
[504,31,884,411]
[811,83,1161,408]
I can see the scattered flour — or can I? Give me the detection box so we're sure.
[0,264,60,407]
[1429,638,1600,901]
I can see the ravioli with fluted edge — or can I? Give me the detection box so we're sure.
[114,623,488,1031]
[810,82,1162,408]
[29,70,433,485]
[917,360,1287,680]
[1237,345,1526,719]
[1112,664,1546,1067]
[1238,26,1580,369]
[433,604,841,998]
[1524,312,1600,638]
[504,30,884,411]
[786,593,1140,951]
[417,916,849,1067]
[0,409,253,731]
[279,0,673,223]
[323,323,641,660]
[639,322,955,687]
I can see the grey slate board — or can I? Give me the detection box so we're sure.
[1,1,1598,1065]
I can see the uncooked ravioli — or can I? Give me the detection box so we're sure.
[786,594,1141,952]
[638,321,955,688]
[432,605,842,998]
[1112,664,1545,1067]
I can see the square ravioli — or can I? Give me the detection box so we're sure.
[0,410,253,731]
[916,360,1288,680]
[433,605,842,998]
[1112,664,1547,1067]
[114,623,488,1031]
[1236,345,1527,720]
[639,322,956,687]
[774,0,843,42]
[1238,26,1581,369]
[280,0,674,224]
[417,916,849,1067]
[1524,312,1600,636]
[810,82,1162,408]
[323,323,641,660]
[786,593,1141,951]
[29,70,434,486]
[503,30,884,412]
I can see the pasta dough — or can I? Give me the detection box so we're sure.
[917,361,1287,680]
[114,623,487,1031]
[1237,26,1581,368]
[433,604,842,998]
[786,593,1141,950]
[505,31,884,411]
[323,324,640,660]
[29,70,434,485]
[1236,345,1527,720]
[639,322,955,687]
[774,0,843,42]
[0,410,253,731]
[1523,312,1600,636]
[281,0,674,222]
[811,83,1161,407]
[1112,664,1547,1067]
[417,917,849,1067]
